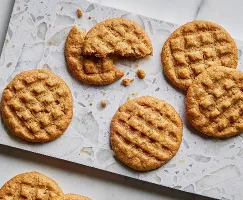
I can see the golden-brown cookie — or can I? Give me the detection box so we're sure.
[186,66,243,137]
[82,18,153,58]
[65,26,124,85]
[52,194,90,200]
[1,69,73,143]
[0,172,63,200]
[161,20,238,91]
[110,96,183,171]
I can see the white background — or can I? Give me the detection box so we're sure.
[1,0,243,199]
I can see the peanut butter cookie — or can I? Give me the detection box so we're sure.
[83,18,153,58]
[161,20,238,90]
[1,69,73,142]
[186,66,243,137]
[65,26,124,85]
[0,172,63,200]
[110,96,183,171]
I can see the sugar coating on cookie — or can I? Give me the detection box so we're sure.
[83,18,153,58]
[161,20,238,91]
[52,194,91,200]
[110,96,183,171]
[1,69,73,143]
[186,66,243,137]
[0,172,63,200]
[65,26,124,85]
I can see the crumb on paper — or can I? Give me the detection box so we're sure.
[89,103,92,106]
[137,69,146,79]
[76,8,83,18]
[101,100,107,108]
[61,6,64,10]
[126,72,129,75]
[121,78,134,87]
[88,16,92,20]
[132,92,138,96]
[135,64,139,68]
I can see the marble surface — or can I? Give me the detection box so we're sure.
[2,0,243,200]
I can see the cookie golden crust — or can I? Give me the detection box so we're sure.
[52,194,91,200]
[186,66,243,138]
[161,20,238,91]
[0,172,63,200]
[1,69,73,143]
[110,96,183,171]
[65,26,124,85]
[82,18,153,58]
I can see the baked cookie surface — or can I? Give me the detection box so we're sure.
[1,69,73,142]
[0,172,63,200]
[65,26,124,85]
[52,194,90,200]
[161,20,238,90]
[83,18,153,58]
[186,66,243,137]
[110,96,183,171]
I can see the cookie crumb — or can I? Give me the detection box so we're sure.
[88,16,92,20]
[135,64,139,68]
[101,100,107,108]
[76,9,83,18]
[61,6,64,10]
[89,103,92,106]
[137,69,146,79]
[121,78,134,87]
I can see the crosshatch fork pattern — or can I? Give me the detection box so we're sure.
[1,69,73,142]
[162,21,238,90]
[0,172,63,200]
[110,96,183,171]
[83,18,153,58]
[65,26,124,85]
[186,66,243,137]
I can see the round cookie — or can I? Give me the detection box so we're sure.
[186,66,243,137]
[1,69,73,142]
[161,20,238,91]
[0,172,63,200]
[65,26,124,85]
[110,96,183,171]
[83,18,153,58]
[52,194,90,200]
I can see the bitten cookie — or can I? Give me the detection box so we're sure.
[161,20,238,90]
[83,18,153,58]
[52,194,90,200]
[110,96,183,171]
[65,26,124,85]
[0,172,63,200]
[1,69,73,142]
[186,66,243,137]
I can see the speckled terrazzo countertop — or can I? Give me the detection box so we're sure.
[1,1,243,200]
